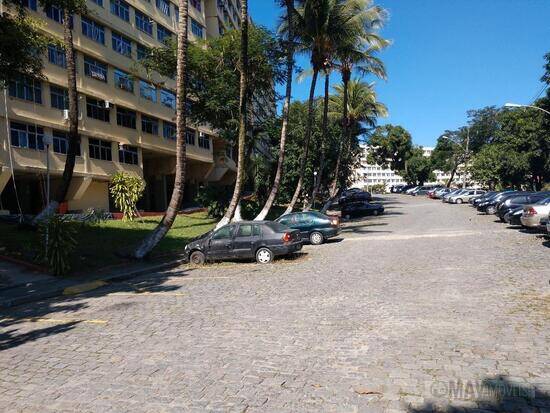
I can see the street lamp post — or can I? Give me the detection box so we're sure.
[440,130,470,187]
[504,102,550,116]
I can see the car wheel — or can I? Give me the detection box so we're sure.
[309,231,324,245]
[189,250,205,265]
[456,198,463,204]
[256,247,273,264]
[372,210,379,216]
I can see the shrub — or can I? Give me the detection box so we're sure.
[38,215,77,276]
[109,172,146,221]
[369,183,387,194]
[195,185,232,218]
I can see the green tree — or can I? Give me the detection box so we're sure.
[431,129,468,187]
[470,144,503,189]
[401,147,434,185]
[367,124,413,173]
[109,172,146,221]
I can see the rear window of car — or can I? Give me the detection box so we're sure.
[265,222,289,233]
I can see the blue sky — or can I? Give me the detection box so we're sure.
[249,0,550,147]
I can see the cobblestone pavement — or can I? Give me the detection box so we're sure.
[1,195,549,412]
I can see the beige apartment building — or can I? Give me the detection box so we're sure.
[0,0,243,214]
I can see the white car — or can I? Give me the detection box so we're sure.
[520,197,550,228]
[448,189,486,204]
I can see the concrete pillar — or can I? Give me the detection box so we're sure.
[0,167,11,194]
[66,176,93,201]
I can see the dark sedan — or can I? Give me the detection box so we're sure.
[184,221,302,265]
[340,190,372,204]
[495,192,550,221]
[276,211,340,245]
[341,201,384,219]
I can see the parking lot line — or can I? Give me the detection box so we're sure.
[343,230,490,241]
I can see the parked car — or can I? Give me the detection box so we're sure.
[471,191,496,206]
[431,187,453,199]
[184,221,303,265]
[448,189,486,204]
[341,201,384,219]
[477,191,522,214]
[504,206,524,226]
[520,196,550,228]
[442,188,467,202]
[276,211,340,245]
[405,186,420,195]
[411,185,440,196]
[398,184,416,193]
[340,190,372,204]
[495,192,548,221]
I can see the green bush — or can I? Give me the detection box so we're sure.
[38,215,77,276]
[195,185,232,218]
[109,172,146,221]
[369,183,387,194]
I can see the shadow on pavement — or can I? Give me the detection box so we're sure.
[408,375,549,413]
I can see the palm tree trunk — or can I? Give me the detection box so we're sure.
[216,0,248,229]
[446,164,457,188]
[329,73,350,198]
[33,9,78,223]
[307,71,329,210]
[134,0,189,258]
[254,0,294,221]
[283,68,319,215]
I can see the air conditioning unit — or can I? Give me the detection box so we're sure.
[104,100,111,108]
[63,109,69,120]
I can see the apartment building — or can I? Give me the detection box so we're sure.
[0,0,242,214]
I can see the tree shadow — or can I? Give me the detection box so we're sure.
[408,375,549,413]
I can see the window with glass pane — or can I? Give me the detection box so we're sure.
[139,81,156,102]
[174,6,179,21]
[157,25,172,43]
[50,85,68,110]
[114,69,134,93]
[137,44,150,60]
[110,0,129,21]
[45,4,63,23]
[22,0,37,10]
[116,107,136,129]
[84,56,108,82]
[48,44,66,67]
[81,17,105,44]
[10,122,44,150]
[198,132,210,149]
[86,97,110,122]
[118,145,139,165]
[160,89,175,109]
[135,10,153,35]
[89,138,112,161]
[185,128,195,145]
[190,0,201,11]
[163,122,176,140]
[191,18,204,38]
[155,0,170,16]
[9,76,42,103]
[141,115,159,135]
[112,32,132,57]
[52,130,81,155]
[91,0,103,6]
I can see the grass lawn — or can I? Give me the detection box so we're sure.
[0,212,216,275]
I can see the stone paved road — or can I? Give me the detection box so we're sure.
[1,195,549,412]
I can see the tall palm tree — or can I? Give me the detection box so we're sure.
[320,79,386,212]
[254,0,295,221]
[33,0,84,224]
[284,0,380,214]
[134,0,189,258]
[216,0,249,229]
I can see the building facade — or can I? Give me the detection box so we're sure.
[0,0,242,214]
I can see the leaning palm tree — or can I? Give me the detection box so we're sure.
[134,0,189,258]
[254,0,295,221]
[216,0,249,229]
[284,0,381,214]
[320,79,387,212]
[33,0,85,224]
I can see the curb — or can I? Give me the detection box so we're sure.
[0,258,185,309]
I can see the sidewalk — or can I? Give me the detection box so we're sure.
[0,256,186,308]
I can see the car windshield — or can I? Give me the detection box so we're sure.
[535,197,550,205]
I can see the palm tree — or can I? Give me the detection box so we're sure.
[320,79,386,212]
[284,0,380,214]
[33,0,84,224]
[216,0,249,229]
[254,0,295,221]
[134,0,189,258]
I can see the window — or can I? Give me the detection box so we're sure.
[163,121,176,140]
[110,0,129,21]
[112,32,132,57]
[160,89,175,109]
[9,76,42,103]
[174,6,179,21]
[156,0,170,16]
[157,24,172,43]
[190,0,201,11]
[10,122,44,150]
[22,0,37,10]
[91,0,103,6]
[198,132,210,150]
[86,97,110,122]
[191,18,204,38]
[186,128,195,145]
[50,85,68,110]
[139,80,156,102]
[116,107,136,129]
[114,69,134,93]
[81,17,105,44]
[236,224,260,237]
[89,138,112,161]
[137,44,150,60]
[84,56,107,82]
[135,10,153,35]
[141,115,159,135]
[48,44,66,67]
[212,225,234,240]
[45,4,64,23]
[118,144,139,165]
[52,130,81,155]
